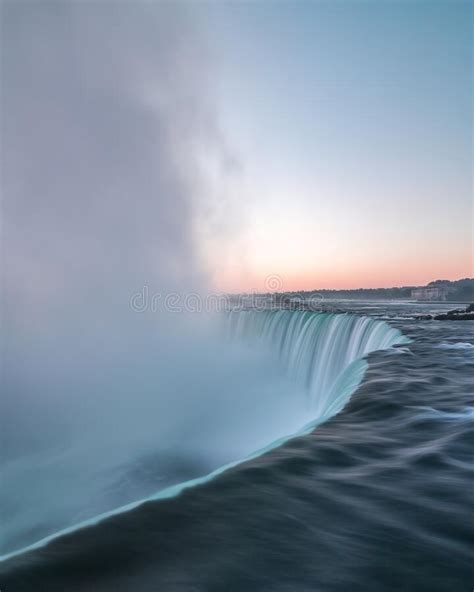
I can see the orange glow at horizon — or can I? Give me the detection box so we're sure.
[213,256,473,293]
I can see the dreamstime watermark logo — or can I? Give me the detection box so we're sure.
[129,275,325,314]
[264,274,283,292]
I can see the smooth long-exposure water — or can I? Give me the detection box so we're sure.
[1,302,473,591]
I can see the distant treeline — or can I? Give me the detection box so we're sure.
[267,278,474,302]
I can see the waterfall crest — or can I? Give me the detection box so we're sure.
[227,309,408,422]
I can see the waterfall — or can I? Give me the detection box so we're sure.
[227,309,408,422]
[0,309,409,562]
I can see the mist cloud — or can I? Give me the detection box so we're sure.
[3,2,234,326]
[2,2,243,457]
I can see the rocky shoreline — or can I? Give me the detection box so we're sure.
[416,304,474,321]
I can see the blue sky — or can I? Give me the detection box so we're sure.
[196,1,472,289]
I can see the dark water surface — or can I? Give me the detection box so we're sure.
[1,303,473,591]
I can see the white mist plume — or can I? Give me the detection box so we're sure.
[1,2,306,555]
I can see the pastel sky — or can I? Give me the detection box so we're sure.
[3,1,472,303]
[197,1,473,291]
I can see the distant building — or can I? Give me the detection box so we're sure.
[411,286,450,301]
